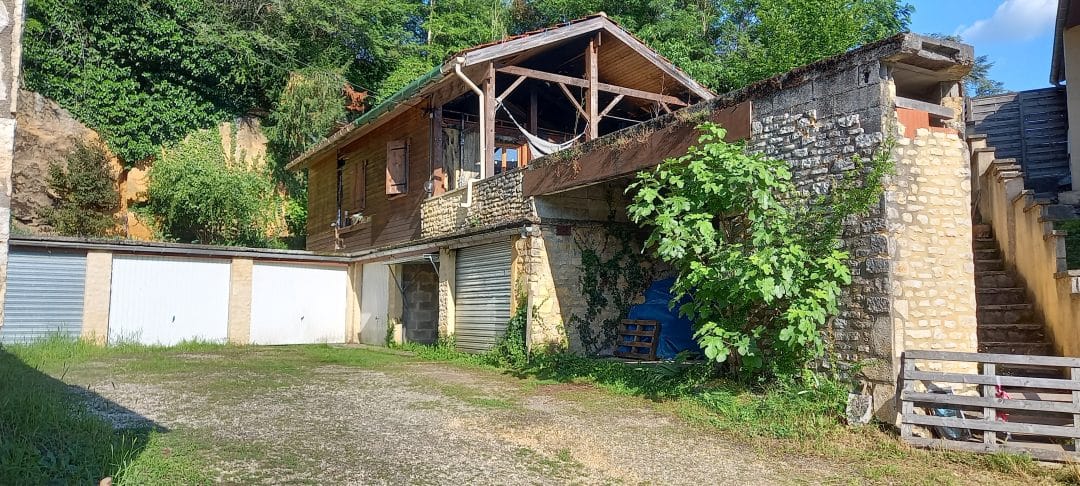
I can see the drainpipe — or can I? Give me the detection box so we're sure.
[453,57,485,208]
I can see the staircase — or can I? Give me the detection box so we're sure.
[972,223,1053,357]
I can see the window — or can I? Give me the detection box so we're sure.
[354,160,366,211]
[493,145,521,176]
[386,139,408,196]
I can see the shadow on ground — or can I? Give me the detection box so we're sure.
[0,347,166,484]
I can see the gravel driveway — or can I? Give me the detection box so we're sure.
[62,346,847,485]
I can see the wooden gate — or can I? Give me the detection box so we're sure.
[899,350,1080,462]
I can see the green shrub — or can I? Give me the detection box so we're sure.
[39,141,119,237]
[627,123,890,381]
[143,129,279,247]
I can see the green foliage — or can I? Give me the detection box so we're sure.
[144,129,280,247]
[24,0,419,164]
[568,228,651,354]
[39,142,119,237]
[627,123,890,380]
[508,0,910,92]
[265,70,349,164]
[488,298,530,368]
[1058,220,1080,270]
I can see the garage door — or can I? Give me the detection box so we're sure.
[1,248,86,343]
[454,241,511,353]
[249,262,348,345]
[108,255,231,345]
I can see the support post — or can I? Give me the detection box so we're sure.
[983,362,997,447]
[585,33,599,140]
[1072,367,1080,452]
[482,62,496,179]
[431,104,445,194]
[900,355,914,439]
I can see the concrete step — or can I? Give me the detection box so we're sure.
[978,322,1046,343]
[972,237,999,250]
[973,248,1001,260]
[974,270,1016,288]
[975,259,1004,272]
[977,304,1035,324]
[976,287,1028,305]
[978,341,1053,355]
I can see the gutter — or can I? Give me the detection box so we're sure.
[451,57,486,208]
[1051,0,1070,85]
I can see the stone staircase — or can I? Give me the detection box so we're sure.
[972,223,1053,357]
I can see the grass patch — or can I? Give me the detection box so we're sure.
[0,340,209,485]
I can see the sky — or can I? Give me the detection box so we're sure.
[908,0,1057,92]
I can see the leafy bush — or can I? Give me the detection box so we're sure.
[39,141,119,237]
[144,130,280,247]
[487,299,530,368]
[627,123,889,380]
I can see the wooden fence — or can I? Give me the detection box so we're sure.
[899,350,1080,462]
[966,87,1069,194]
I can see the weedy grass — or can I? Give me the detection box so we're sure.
[0,338,210,485]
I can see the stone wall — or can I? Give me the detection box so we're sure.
[888,127,977,373]
[748,62,893,388]
[420,168,534,239]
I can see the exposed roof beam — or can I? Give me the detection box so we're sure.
[599,94,624,118]
[496,75,527,103]
[556,82,588,119]
[496,65,688,107]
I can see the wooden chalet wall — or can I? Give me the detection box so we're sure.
[307,107,432,253]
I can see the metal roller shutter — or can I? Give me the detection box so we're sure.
[454,241,512,353]
[1,248,87,343]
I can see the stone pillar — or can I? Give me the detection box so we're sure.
[345,262,362,343]
[81,250,113,344]
[438,248,456,338]
[0,0,26,334]
[227,258,253,344]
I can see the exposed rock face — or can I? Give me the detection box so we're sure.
[12,89,104,231]
[12,91,272,239]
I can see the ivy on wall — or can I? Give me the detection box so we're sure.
[568,225,653,354]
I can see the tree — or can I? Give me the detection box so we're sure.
[626,123,889,380]
[39,142,120,237]
[144,129,279,247]
[929,34,1006,97]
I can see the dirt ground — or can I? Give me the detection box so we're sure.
[51,345,1063,485]
[57,345,862,485]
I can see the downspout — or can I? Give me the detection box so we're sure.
[453,57,485,208]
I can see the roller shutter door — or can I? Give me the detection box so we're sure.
[1,248,87,343]
[454,241,511,353]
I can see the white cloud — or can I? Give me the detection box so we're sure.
[956,0,1057,44]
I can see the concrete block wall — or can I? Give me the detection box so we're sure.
[402,263,439,345]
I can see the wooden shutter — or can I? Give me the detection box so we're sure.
[354,160,366,210]
[386,140,408,196]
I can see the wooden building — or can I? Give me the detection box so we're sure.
[286,14,713,254]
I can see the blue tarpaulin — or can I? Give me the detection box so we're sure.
[625,278,702,360]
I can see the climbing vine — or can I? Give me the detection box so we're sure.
[568,224,653,354]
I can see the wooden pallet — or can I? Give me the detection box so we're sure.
[613,319,660,360]
[899,350,1080,462]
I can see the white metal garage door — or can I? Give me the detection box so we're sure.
[108,255,231,345]
[359,263,389,346]
[454,241,511,353]
[249,262,348,344]
[1,248,86,343]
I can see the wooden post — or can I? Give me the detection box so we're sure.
[1072,367,1080,452]
[901,355,915,439]
[585,33,599,140]
[431,104,445,194]
[528,87,538,162]
[983,363,997,446]
[482,62,496,179]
